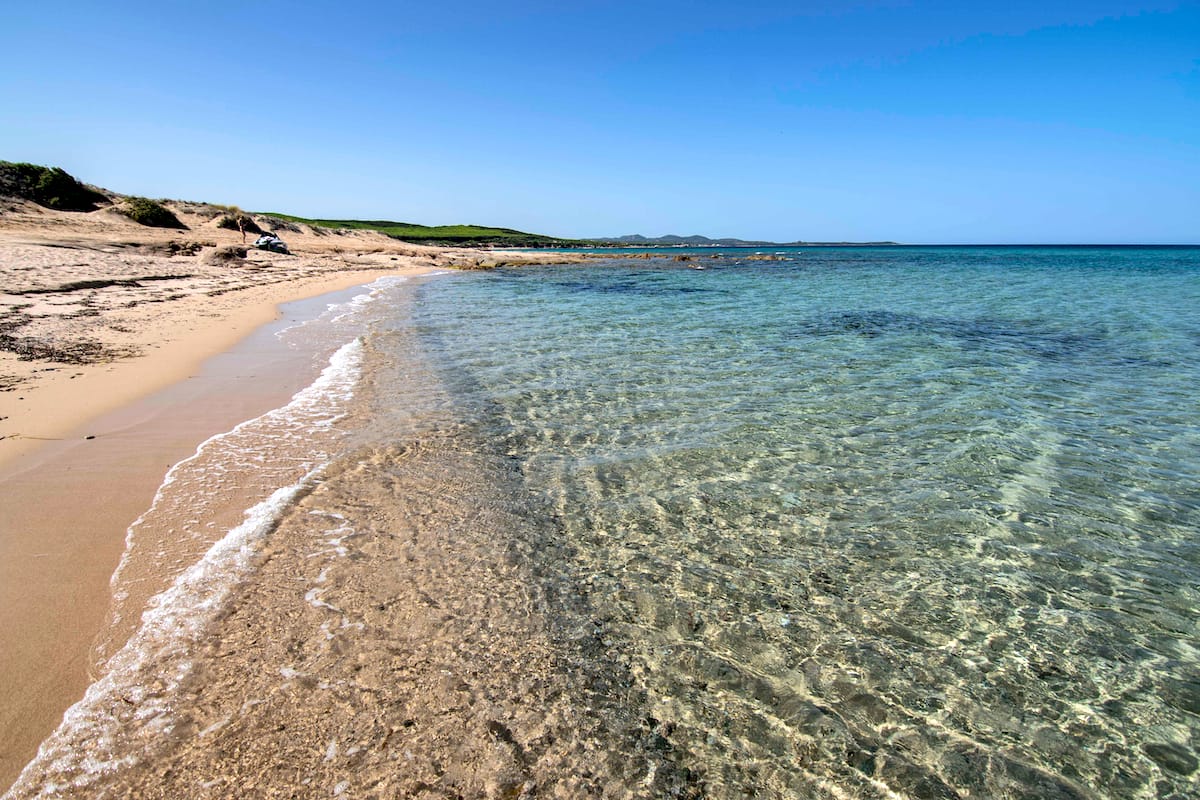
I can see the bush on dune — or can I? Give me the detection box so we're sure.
[217,212,263,235]
[118,196,188,229]
[0,161,108,211]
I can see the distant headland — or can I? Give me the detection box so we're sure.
[588,234,900,247]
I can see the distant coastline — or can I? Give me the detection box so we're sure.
[585,234,900,247]
[555,241,1200,250]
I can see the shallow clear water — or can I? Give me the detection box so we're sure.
[395,247,1199,798]
[11,249,1198,799]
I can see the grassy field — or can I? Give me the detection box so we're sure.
[258,212,571,247]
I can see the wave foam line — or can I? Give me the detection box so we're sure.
[5,478,316,798]
[105,338,363,628]
[5,340,365,799]
[276,275,410,335]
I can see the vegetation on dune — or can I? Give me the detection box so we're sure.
[259,212,570,247]
[0,161,108,211]
[0,161,575,246]
[117,196,188,229]
[217,212,264,235]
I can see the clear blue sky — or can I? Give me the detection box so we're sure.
[2,1,1197,242]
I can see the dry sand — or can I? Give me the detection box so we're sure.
[0,198,576,792]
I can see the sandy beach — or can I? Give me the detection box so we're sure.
[0,198,572,470]
[0,198,570,792]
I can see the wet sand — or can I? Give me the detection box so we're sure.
[0,283,424,790]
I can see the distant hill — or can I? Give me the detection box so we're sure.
[592,234,899,247]
[259,213,569,247]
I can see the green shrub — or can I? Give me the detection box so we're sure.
[217,214,263,235]
[119,197,187,229]
[0,161,107,211]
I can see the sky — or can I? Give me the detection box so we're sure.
[1,1,1197,243]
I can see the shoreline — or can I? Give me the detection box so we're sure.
[4,273,699,799]
[0,270,435,791]
[0,198,588,792]
[0,198,590,472]
[0,268,425,471]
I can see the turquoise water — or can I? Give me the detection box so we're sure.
[395,247,1199,798]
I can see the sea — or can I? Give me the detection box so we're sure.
[7,246,1199,799]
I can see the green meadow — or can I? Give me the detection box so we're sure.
[259,213,571,247]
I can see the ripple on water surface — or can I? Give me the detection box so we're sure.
[10,252,1197,799]
[402,249,1200,798]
